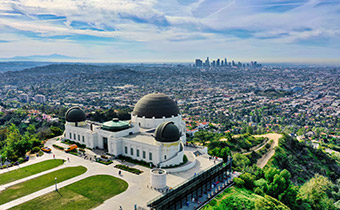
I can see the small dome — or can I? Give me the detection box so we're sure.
[154,122,180,143]
[65,107,86,122]
[132,93,179,118]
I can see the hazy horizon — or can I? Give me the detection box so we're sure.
[1,0,340,64]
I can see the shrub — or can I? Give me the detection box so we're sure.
[115,164,143,175]
[31,146,40,153]
[17,157,25,163]
[234,177,245,187]
[52,144,64,150]
[96,160,113,165]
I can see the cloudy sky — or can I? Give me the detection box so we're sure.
[0,0,340,63]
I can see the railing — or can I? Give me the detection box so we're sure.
[147,157,230,206]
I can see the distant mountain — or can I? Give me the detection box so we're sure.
[0,54,80,61]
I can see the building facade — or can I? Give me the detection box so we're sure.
[64,93,186,167]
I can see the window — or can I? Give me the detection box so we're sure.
[82,136,85,142]
[69,132,72,139]
[143,151,146,159]
[149,152,152,161]
[125,146,128,154]
[74,134,76,140]
[137,149,140,157]
[78,135,80,141]
[130,148,134,156]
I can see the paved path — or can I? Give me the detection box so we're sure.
[0,138,216,210]
[255,133,281,168]
[0,164,67,192]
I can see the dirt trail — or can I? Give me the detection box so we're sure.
[254,133,281,168]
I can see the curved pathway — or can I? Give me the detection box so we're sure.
[255,133,281,168]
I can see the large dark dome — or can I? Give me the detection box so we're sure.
[65,107,86,122]
[132,93,180,118]
[154,122,181,143]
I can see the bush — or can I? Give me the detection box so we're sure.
[69,151,79,156]
[17,157,25,164]
[97,159,113,165]
[115,164,143,175]
[52,144,64,150]
[31,146,40,153]
[234,177,245,187]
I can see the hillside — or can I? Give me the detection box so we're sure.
[269,134,340,184]
[202,187,290,210]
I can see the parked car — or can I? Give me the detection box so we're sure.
[65,144,78,152]
[41,147,52,153]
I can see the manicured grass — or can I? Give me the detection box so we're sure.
[0,159,65,185]
[11,175,128,210]
[0,166,87,205]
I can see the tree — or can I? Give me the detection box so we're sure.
[232,153,250,172]
[298,174,335,210]
[240,172,256,190]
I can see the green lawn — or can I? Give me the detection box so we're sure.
[0,166,87,205]
[11,175,128,210]
[0,159,65,185]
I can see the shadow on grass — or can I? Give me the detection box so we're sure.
[56,190,63,197]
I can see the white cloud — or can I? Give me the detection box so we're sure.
[0,0,339,63]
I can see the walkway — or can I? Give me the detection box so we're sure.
[255,133,281,168]
[0,137,216,210]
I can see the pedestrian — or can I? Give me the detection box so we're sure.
[119,170,121,175]
[53,154,55,159]
[119,206,122,210]
[192,197,195,203]
[67,157,70,162]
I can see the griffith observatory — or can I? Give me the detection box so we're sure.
[63,93,187,168]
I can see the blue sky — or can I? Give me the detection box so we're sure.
[0,0,340,63]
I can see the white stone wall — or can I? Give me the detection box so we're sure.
[120,138,160,165]
[150,169,167,189]
[131,114,187,144]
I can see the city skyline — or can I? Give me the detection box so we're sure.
[0,0,340,64]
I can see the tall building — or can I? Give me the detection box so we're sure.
[221,60,224,66]
[195,59,203,68]
[216,59,220,66]
[224,58,227,66]
[205,57,210,67]
[35,94,46,103]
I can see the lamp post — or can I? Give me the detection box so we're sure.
[55,177,58,191]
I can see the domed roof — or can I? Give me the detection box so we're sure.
[132,93,179,118]
[102,118,130,132]
[154,122,181,143]
[65,107,86,122]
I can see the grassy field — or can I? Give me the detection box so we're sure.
[0,166,87,205]
[0,159,65,185]
[11,175,128,210]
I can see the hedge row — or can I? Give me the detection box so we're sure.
[114,164,143,175]
[52,144,64,151]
